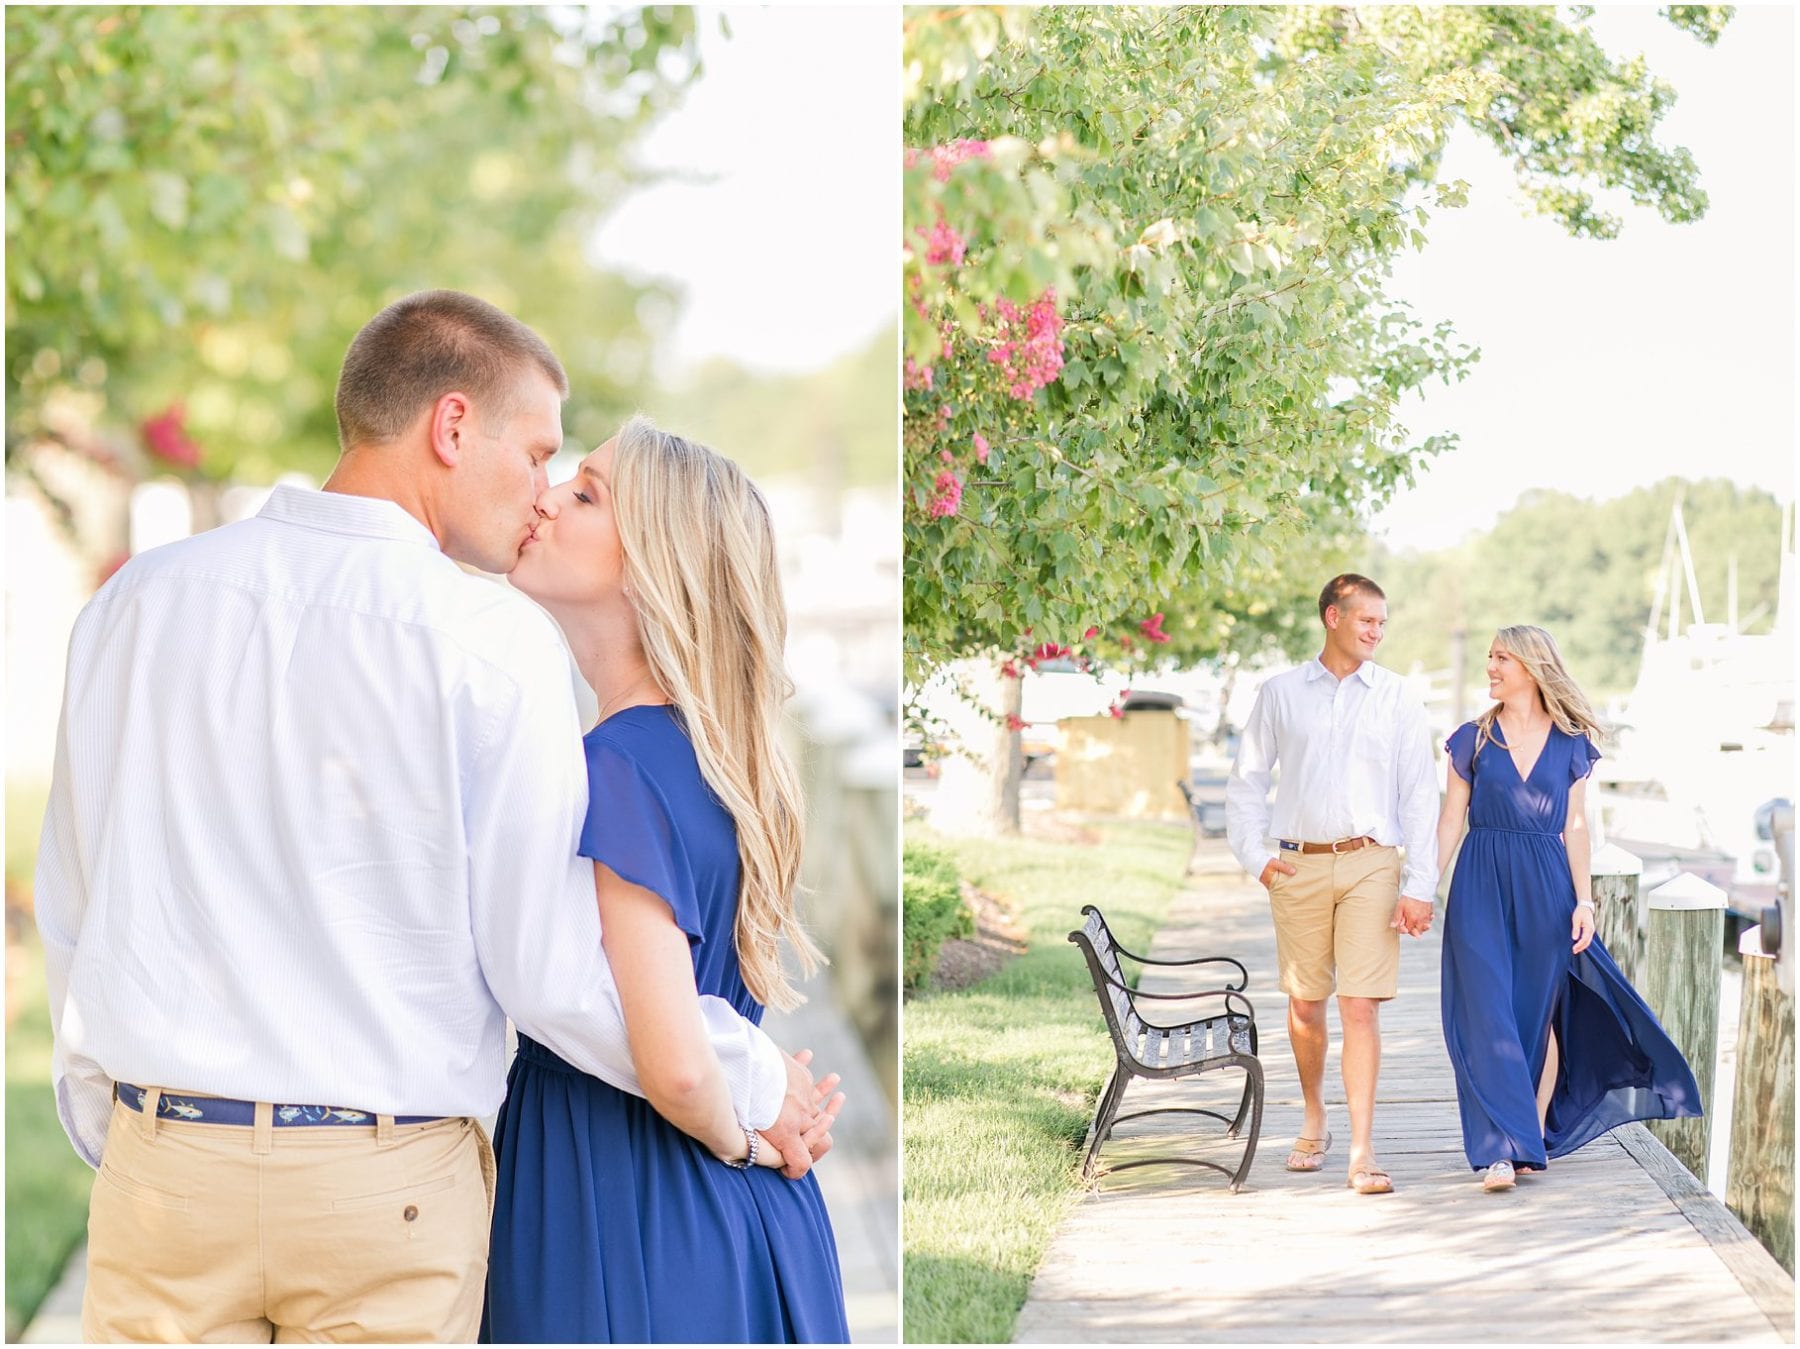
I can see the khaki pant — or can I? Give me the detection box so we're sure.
[1267,844,1403,1000]
[82,1092,495,1343]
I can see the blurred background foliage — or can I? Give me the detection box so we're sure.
[6,5,699,502]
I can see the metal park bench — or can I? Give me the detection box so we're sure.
[1068,904,1263,1191]
[1176,779,1230,877]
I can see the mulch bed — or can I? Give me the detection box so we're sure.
[930,880,1030,993]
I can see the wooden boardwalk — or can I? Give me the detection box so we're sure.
[1014,843,1794,1344]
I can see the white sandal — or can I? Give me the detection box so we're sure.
[1481,1161,1516,1192]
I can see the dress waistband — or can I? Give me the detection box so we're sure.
[1467,825,1562,837]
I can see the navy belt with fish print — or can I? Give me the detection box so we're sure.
[116,1083,445,1127]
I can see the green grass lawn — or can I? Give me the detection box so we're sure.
[6,923,95,1340]
[902,820,1190,1344]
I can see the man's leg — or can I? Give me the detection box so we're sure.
[1338,994,1382,1173]
[1267,853,1336,1164]
[1334,846,1403,1186]
[1289,995,1330,1144]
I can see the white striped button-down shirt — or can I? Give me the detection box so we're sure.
[1225,657,1440,902]
[36,485,785,1167]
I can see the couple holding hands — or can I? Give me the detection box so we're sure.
[1226,573,1701,1195]
[39,291,849,1343]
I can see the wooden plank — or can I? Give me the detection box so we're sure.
[1013,845,1795,1345]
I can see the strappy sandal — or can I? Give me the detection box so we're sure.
[1285,1130,1333,1173]
[1481,1161,1516,1192]
[1346,1165,1393,1195]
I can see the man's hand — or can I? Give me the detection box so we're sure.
[1390,896,1434,937]
[1258,858,1297,889]
[757,1048,845,1180]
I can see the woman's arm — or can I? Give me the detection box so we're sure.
[1434,768,1472,898]
[594,860,782,1167]
[1565,777,1595,953]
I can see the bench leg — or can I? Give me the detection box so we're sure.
[1229,1055,1265,1194]
[1225,1067,1255,1139]
[1082,1062,1129,1179]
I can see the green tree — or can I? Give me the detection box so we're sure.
[1373,478,1786,698]
[6,5,698,521]
[902,4,1730,683]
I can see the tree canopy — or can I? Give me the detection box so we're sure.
[6,5,698,500]
[1371,477,1787,697]
[901,4,1731,684]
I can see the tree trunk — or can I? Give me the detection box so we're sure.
[928,657,1022,837]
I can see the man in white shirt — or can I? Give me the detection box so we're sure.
[36,291,838,1341]
[1225,574,1438,1196]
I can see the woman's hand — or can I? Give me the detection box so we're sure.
[1571,901,1596,955]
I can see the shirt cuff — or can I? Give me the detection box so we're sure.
[1245,848,1276,886]
[1401,868,1438,904]
[55,1073,108,1170]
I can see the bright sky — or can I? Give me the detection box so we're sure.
[589,5,896,380]
[1372,4,1796,552]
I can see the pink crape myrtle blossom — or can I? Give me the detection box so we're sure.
[903,357,934,391]
[905,139,993,182]
[986,290,1065,400]
[1139,612,1171,644]
[140,404,202,468]
[919,214,967,267]
[928,470,964,518]
[972,432,990,463]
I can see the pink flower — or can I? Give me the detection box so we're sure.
[140,404,202,468]
[985,289,1065,400]
[903,357,934,391]
[999,659,1020,679]
[928,470,963,518]
[1139,612,1171,644]
[919,214,967,267]
[1032,641,1071,663]
[906,139,993,182]
[1004,713,1027,732]
[940,449,955,464]
[973,432,990,463]
[1107,701,1125,720]
[1083,625,1099,640]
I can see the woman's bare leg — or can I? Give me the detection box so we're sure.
[1536,1029,1559,1131]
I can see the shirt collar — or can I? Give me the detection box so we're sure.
[258,484,441,551]
[1305,655,1378,686]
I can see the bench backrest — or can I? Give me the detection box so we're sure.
[1071,905,1142,1051]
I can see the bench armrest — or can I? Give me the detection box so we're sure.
[1109,944,1249,990]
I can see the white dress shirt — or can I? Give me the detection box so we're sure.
[1225,657,1440,902]
[36,485,786,1168]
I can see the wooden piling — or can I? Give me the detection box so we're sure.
[1591,843,1646,986]
[1727,926,1795,1273]
[1641,872,1725,1184]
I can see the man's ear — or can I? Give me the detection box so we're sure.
[428,391,474,469]
[1322,604,1339,631]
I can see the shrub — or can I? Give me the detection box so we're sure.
[903,841,975,991]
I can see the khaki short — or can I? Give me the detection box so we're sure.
[1266,843,1402,1000]
[83,1093,494,1343]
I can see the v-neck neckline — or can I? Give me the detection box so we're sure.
[1494,718,1553,786]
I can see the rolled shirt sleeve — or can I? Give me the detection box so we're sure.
[1225,684,1278,885]
[465,629,785,1131]
[1395,690,1440,902]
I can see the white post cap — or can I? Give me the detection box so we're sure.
[1589,844,1643,878]
[1740,925,1773,958]
[1647,871,1728,911]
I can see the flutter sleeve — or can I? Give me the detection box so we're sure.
[1570,732,1604,785]
[580,735,704,948]
[1445,721,1478,783]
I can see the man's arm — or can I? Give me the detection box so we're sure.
[1224,684,1280,885]
[463,628,827,1171]
[1394,690,1440,903]
[37,631,112,1168]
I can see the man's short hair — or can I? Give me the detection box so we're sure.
[333,290,569,450]
[1318,573,1386,624]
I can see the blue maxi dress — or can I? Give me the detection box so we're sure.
[1440,720,1702,1173]
[483,706,849,1343]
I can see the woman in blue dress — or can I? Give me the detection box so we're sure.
[1435,624,1701,1193]
[485,415,850,1342]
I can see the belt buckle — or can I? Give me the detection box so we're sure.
[1331,837,1353,854]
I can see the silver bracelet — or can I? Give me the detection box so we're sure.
[725,1126,758,1170]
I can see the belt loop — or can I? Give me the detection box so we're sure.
[139,1086,162,1142]
[375,1113,396,1148]
[252,1100,274,1155]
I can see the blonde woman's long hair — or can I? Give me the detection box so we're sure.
[1474,624,1606,757]
[609,415,821,1010]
